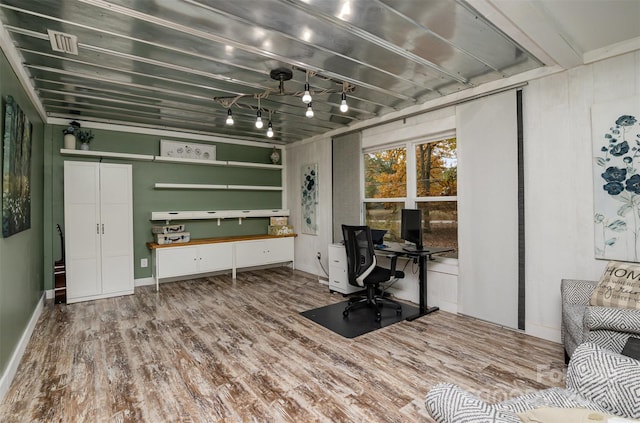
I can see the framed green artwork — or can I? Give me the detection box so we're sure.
[2,95,32,237]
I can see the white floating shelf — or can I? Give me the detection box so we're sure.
[154,183,282,191]
[61,149,282,169]
[154,156,281,169]
[227,184,282,191]
[151,209,289,221]
[226,160,282,170]
[153,156,228,166]
[60,149,154,161]
[155,183,227,190]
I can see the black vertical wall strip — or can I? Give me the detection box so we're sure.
[517,89,525,330]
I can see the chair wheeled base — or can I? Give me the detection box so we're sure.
[343,284,402,322]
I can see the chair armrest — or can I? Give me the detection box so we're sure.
[561,279,598,306]
[425,383,520,423]
[567,343,640,418]
[585,306,640,333]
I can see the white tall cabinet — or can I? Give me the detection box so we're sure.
[64,161,134,303]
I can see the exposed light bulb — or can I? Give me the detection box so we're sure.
[267,121,274,138]
[305,102,314,118]
[255,110,263,129]
[340,92,349,113]
[225,109,234,125]
[302,83,312,104]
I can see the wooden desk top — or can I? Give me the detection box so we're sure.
[146,233,296,250]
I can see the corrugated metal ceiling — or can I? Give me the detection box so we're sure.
[0,0,544,144]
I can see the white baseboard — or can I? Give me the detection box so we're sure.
[0,293,44,403]
[134,277,155,287]
[525,321,562,343]
[46,277,156,296]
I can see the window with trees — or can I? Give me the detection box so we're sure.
[364,137,458,257]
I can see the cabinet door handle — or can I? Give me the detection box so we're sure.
[96,224,99,234]
[102,224,104,234]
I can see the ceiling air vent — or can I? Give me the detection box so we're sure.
[47,29,78,55]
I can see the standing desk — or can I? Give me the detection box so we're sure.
[377,245,454,321]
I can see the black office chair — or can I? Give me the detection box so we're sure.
[342,224,404,322]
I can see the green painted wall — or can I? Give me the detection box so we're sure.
[44,128,282,287]
[0,49,44,375]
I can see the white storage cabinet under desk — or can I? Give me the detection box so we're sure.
[155,243,233,279]
[328,243,361,294]
[148,234,295,290]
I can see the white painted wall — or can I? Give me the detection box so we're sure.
[286,137,334,278]
[523,51,640,341]
[286,50,640,343]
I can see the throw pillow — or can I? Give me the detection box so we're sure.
[590,261,640,309]
[621,337,640,361]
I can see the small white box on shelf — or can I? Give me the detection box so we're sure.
[152,224,186,234]
[155,232,191,245]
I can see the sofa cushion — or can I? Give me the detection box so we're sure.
[567,343,640,418]
[622,337,640,360]
[591,261,640,310]
[424,383,522,423]
[563,303,589,354]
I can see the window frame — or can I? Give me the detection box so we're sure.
[362,131,457,258]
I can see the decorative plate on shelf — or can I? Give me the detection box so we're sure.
[160,140,216,161]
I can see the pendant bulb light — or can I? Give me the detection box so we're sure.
[267,121,274,138]
[255,110,263,129]
[302,82,312,104]
[305,102,314,118]
[225,108,234,125]
[339,92,349,113]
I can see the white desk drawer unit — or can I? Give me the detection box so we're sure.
[148,234,295,290]
[328,243,361,294]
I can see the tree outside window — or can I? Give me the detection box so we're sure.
[364,147,406,198]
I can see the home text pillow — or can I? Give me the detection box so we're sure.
[591,261,640,309]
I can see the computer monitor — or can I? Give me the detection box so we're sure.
[370,229,387,246]
[401,208,423,251]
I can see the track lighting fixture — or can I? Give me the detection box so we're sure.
[213,66,356,138]
[340,92,349,113]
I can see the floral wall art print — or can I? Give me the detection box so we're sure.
[593,96,640,261]
[2,95,33,238]
[301,163,318,235]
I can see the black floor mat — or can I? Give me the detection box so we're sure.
[300,300,419,338]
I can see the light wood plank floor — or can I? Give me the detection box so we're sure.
[1,268,565,422]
